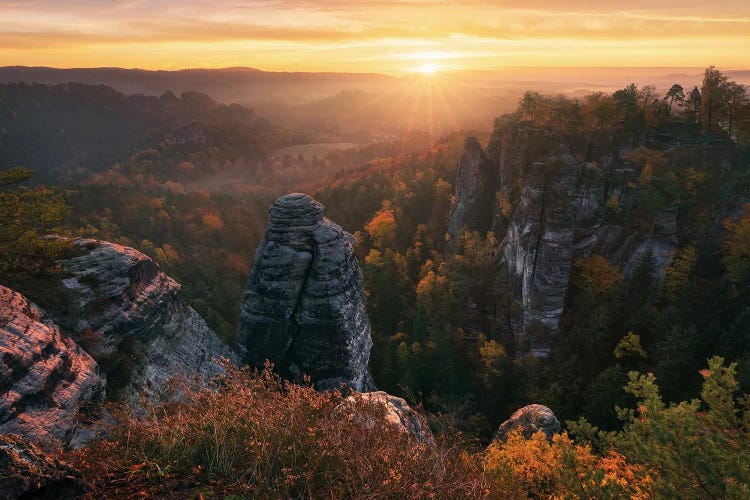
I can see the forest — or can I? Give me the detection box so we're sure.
[2,65,750,497]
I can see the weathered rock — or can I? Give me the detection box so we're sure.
[238,193,374,391]
[496,404,561,441]
[447,137,496,238]
[451,121,677,356]
[0,433,85,499]
[341,392,434,445]
[51,239,238,402]
[0,286,104,448]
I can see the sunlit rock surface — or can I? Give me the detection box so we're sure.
[238,193,374,391]
[0,286,103,448]
[496,404,561,441]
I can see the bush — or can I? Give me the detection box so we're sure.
[70,363,491,498]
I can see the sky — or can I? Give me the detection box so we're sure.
[0,0,749,74]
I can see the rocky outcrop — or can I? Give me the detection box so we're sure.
[0,286,104,448]
[496,404,561,441]
[50,239,238,402]
[450,121,677,356]
[0,433,85,499]
[447,137,496,238]
[238,193,374,391]
[341,392,434,445]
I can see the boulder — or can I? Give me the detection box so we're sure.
[496,404,561,441]
[0,286,103,448]
[50,238,238,402]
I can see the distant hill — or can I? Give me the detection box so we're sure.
[0,66,395,107]
[0,81,306,181]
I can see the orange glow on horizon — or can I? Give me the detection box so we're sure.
[0,1,748,73]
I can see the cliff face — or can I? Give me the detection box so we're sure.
[0,286,104,448]
[238,193,374,391]
[52,239,238,401]
[447,137,496,238]
[1,238,238,450]
[450,122,678,355]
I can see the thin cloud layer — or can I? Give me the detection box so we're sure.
[0,0,748,71]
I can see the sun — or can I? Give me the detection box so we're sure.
[415,61,440,75]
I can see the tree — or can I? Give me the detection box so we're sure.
[723,81,748,138]
[0,167,73,276]
[685,86,702,124]
[606,357,750,498]
[665,84,685,114]
[637,85,657,111]
[576,254,624,295]
[518,91,544,122]
[583,92,616,131]
[723,203,750,283]
[700,66,728,132]
[364,208,397,250]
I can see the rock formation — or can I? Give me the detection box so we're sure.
[50,239,238,402]
[496,404,561,441]
[341,392,434,445]
[0,433,85,499]
[450,122,677,356]
[447,137,496,238]
[238,193,374,391]
[0,286,104,448]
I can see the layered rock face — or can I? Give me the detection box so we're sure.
[450,122,677,356]
[238,193,374,391]
[52,239,238,401]
[496,404,561,441]
[0,286,103,448]
[447,137,496,238]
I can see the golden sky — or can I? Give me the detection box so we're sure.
[1,0,749,73]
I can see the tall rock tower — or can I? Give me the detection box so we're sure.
[237,193,374,391]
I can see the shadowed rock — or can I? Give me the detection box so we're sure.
[0,433,85,499]
[52,239,238,402]
[450,122,677,356]
[238,193,374,391]
[496,404,561,441]
[0,286,104,448]
[447,136,496,238]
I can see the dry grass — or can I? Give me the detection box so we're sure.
[69,362,493,499]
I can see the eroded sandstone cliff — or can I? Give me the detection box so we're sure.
[0,286,103,447]
[450,121,678,356]
[238,193,374,391]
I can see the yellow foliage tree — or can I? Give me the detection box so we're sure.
[202,213,225,231]
[364,209,397,249]
[662,246,697,299]
[577,255,624,295]
[485,429,653,498]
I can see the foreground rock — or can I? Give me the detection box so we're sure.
[341,392,434,445]
[52,239,238,402]
[0,286,104,448]
[496,404,561,441]
[238,193,374,391]
[0,433,85,499]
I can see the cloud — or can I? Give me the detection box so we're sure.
[0,0,748,70]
